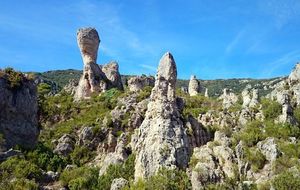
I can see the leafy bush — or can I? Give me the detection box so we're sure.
[234,121,265,147]
[37,83,52,97]
[71,146,95,166]
[272,170,300,190]
[136,86,152,102]
[0,157,42,180]
[98,154,135,190]
[2,67,24,89]
[261,98,282,120]
[127,168,191,190]
[60,166,99,190]
[26,143,67,172]
[244,147,266,172]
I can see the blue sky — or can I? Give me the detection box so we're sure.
[1,0,300,79]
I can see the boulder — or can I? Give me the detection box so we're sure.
[54,134,75,156]
[127,75,155,92]
[133,52,190,179]
[257,138,281,162]
[219,88,238,109]
[110,178,129,190]
[102,61,123,90]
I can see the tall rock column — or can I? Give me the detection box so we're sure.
[74,28,107,100]
[133,52,190,180]
[188,75,200,96]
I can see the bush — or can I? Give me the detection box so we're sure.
[272,170,300,190]
[0,157,42,180]
[127,168,191,190]
[244,147,266,172]
[136,86,152,102]
[261,98,282,120]
[26,143,67,172]
[71,146,95,166]
[2,67,24,89]
[234,121,265,147]
[60,166,99,190]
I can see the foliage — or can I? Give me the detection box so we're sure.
[244,147,266,172]
[1,67,24,89]
[261,98,282,120]
[272,170,300,190]
[98,153,135,190]
[71,146,95,166]
[60,166,99,190]
[25,142,67,172]
[127,168,191,190]
[234,121,265,147]
[0,157,42,180]
[37,83,52,97]
[136,86,152,102]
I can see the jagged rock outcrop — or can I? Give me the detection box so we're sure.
[74,27,123,100]
[53,134,75,157]
[205,88,209,97]
[0,73,39,149]
[275,90,297,125]
[242,85,252,108]
[102,61,123,90]
[188,75,200,96]
[249,89,259,108]
[63,79,78,95]
[132,52,190,180]
[288,63,300,84]
[257,138,281,163]
[127,75,155,92]
[219,88,238,109]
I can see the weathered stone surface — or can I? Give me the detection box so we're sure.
[188,75,200,96]
[133,52,190,180]
[102,61,123,90]
[54,134,75,157]
[0,75,39,149]
[127,75,155,92]
[63,79,78,95]
[219,88,238,109]
[204,88,209,97]
[288,63,300,84]
[110,178,129,190]
[257,138,281,162]
[249,89,259,108]
[74,28,123,100]
[186,116,211,148]
[0,149,22,162]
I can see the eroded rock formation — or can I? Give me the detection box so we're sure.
[188,75,200,96]
[132,52,190,179]
[0,73,39,149]
[127,75,155,92]
[74,28,123,100]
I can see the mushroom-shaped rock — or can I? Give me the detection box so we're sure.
[133,52,190,180]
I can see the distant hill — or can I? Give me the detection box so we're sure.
[31,69,285,97]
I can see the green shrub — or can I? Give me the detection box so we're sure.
[272,170,300,190]
[0,157,42,180]
[2,67,24,89]
[265,121,300,139]
[37,83,52,97]
[234,121,265,147]
[261,98,282,120]
[0,178,38,190]
[127,168,191,190]
[71,146,95,166]
[26,143,67,172]
[60,166,99,190]
[136,86,152,102]
[98,154,135,190]
[244,147,266,172]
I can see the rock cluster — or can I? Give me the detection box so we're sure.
[188,75,201,96]
[127,75,155,92]
[0,74,39,149]
[74,28,123,100]
[132,52,190,179]
[219,88,238,109]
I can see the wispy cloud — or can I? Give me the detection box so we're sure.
[262,50,300,77]
[225,30,245,54]
[139,64,157,72]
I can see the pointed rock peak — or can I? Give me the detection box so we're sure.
[289,62,300,83]
[157,52,177,82]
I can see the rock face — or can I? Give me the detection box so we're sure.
[288,63,300,84]
[110,178,129,190]
[127,75,155,92]
[0,74,39,149]
[133,52,190,180]
[74,28,123,100]
[188,75,200,96]
[102,61,123,90]
[53,134,75,157]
